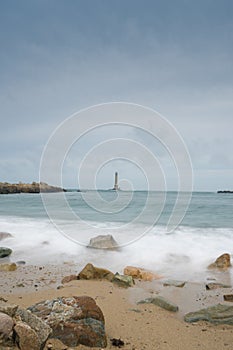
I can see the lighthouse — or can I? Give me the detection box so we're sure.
[113,172,119,190]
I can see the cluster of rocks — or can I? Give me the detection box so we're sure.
[0,296,106,349]
[0,182,65,194]
[61,262,161,288]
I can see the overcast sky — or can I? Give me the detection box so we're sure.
[1,0,233,191]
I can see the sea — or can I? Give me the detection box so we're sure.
[0,190,233,282]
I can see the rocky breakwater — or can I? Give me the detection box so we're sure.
[0,182,65,194]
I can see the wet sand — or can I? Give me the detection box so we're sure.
[1,264,233,349]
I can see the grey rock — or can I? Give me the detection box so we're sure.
[0,247,12,259]
[16,308,52,346]
[0,302,18,317]
[163,280,186,288]
[184,304,233,324]
[87,234,119,249]
[113,273,134,288]
[0,312,14,342]
[206,282,231,290]
[137,296,179,312]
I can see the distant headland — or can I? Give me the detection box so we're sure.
[0,182,66,194]
[217,190,233,194]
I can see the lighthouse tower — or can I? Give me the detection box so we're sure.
[113,172,119,190]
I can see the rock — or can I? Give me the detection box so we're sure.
[123,266,161,281]
[137,296,179,312]
[206,282,231,290]
[28,296,107,348]
[184,304,233,324]
[16,308,52,346]
[61,274,77,284]
[14,321,41,350]
[224,294,233,302]
[78,263,114,282]
[0,303,18,317]
[112,273,134,288]
[208,253,231,270]
[0,263,17,271]
[0,312,14,342]
[44,338,68,350]
[87,234,119,249]
[163,280,186,288]
[0,233,13,241]
[0,247,12,259]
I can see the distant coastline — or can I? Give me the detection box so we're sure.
[0,182,65,194]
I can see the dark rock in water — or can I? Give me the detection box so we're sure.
[16,260,26,265]
[28,296,107,348]
[206,282,231,290]
[208,253,231,270]
[184,304,233,324]
[137,296,179,312]
[112,273,134,288]
[0,232,13,241]
[224,294,233,302]
[0,247,12,258]
[88,234,119,249]
[163,280,186,288]
[78,263,114,282]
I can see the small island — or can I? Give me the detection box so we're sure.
[0,181,66,194]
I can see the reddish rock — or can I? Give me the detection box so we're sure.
[208,253,231,270]
[78,263,114,282]
[61,274,77,284]
[28,296,107,348]
[123,266,161,281]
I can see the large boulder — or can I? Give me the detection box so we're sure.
[87,234,119,249]
[0,247,12,258]
[208,253,231,270]
[78,263,114,282]
[28,296,107,348]
[184,304,233,325]
[123,266,161,281]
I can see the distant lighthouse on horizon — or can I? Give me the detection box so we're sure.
[112,171,119,191]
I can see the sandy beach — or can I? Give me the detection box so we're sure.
[1,263,233,349]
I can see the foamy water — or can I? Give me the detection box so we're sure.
[0,191,233,282]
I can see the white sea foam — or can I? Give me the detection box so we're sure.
[1,215,233,282]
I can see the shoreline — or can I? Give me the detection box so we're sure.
[1,263,233,349]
